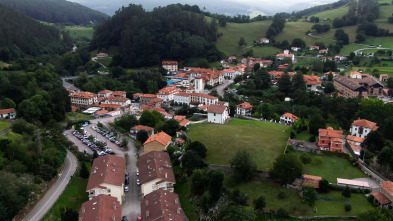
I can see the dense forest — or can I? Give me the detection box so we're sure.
[0,4,73,60]
[90,4,222,68]
[0,0,107,25]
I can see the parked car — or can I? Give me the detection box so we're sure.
[124,186,129,192]
[136,179,140,186]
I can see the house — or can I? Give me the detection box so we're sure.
[318,127,344,152]
[350,119,378,138]
[346,135,365,156]
[337,178,370,190]
[228,56,237,63]
[357,76,384,97]
[302,174,322,189]
[319,49,328,54]
[103,96,131,107]
[207,104,229,124]
[334,75,368,98]
[141,190,184,221]
[162,61,178,72]
[190,93,218,106]
[268,71,295,81]
[95,109,109,117]
[70,91,98,109]
[0,108,16,119]
[138,151,176,196]
[258,38,270,44]
[380,74,389,82]
[309,45,320,51]
[140,94,158,104]
[304,74,322,91]
[173,92,190,105]
[280,113,299,125]
[371,181,393,208]
[112,91,127,98]
[143,132,172,154]
[174,115,190,127]
[157,87,180,102]
[79,195,122,221]
[97,89,113,97]
[276,52,295,61]
[350,71,362,79]
[291,47,301,52]
[236,102,253,116]
[130,125,154,139]
[198,104,209,112]
[86,155,126,203]
[97,53,108,58]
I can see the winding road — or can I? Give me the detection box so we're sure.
[22,150,78,221]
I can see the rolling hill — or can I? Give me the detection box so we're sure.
[0,0,108,25]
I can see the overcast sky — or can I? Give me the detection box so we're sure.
[70,0,338,16]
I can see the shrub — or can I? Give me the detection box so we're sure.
[345,203,352,212]
[300,153,312,164]
[276,207,289,218]
[314,156,323,165]
[342,185,351,198]
[277,191,288,199]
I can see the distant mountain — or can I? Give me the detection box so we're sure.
[68,0,338,16]
[0,4,71,60]
[0,0,108,25]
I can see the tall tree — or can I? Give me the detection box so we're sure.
[270,154,303,185]
[278,72,293,96]
[292,72,307,91]
[230,150,257,183]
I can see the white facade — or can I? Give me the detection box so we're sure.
[207,111,229,124]
[280,116,295,124]
[141,178,175,197]
[350,125,372,138]
[173,93,190,105]
[224,70,241,79]
[88,183,124,204]
[190,94,218,105]
[236,107,251,116]
[194,78,204,93]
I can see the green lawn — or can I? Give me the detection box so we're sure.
[64,26,94,40]
[188,119,290,170]
[96,57,112,67]
[43,162,89,221]
[1,131,23,140]
[311,6,350,20]
[313,191,373,216]
[0,120,10,132]
[224,175,312,216]
[295,131,313,141]
[289,151,367,182]
[65,112,94,124]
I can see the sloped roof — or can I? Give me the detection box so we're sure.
[79,195,122,221]
[98,89,113,94]
[144,132,172,146]
[381,181,393,195]
[319,127,343,138]
[282,113,298,121]
[346,135,365,143]
[207,104,226,114]
[86,155,126,191]
[138,151,175,184]
[70,91,97,99]
[236,102,253,109]
[352,119,378,131]
[337,178,369,188]
[141,190,184,221]
[371,192,392,205]
[174,115,186,122]
[0,108,15,115]
[131,125,154,133]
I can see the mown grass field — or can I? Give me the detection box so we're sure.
[64,26,94,40]
[187,118,290,170]
[0,120,10,132]
[42,163,89,221]
[288,151,367,182]
[312,6,349,20]
[65,112,94,124]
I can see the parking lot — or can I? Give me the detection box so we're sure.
[64,117,141,220]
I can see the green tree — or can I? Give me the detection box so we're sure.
[291,38,306,48]
[188,141,207,158]
[208,169,224,201]
[80,162,89,179]
[342,185,351,198]
[182,150,206,174]
[300,153,312,164]
[219,205,256,221]
[319,179,330,193]
[270,154,303,185]
[308,114,326,136]
[345,203,352,212]
[122,138,128,149]
[230,189,249,206]
[278,71,292,96]
[292,72,306,91]
[238,37,246,47]
[253,195,266,213]
[190,168,209,195]
[364,130,385,152]
[255,68,272,89]
[60,207,79,221]
[324,82,335,94]
[303,187,316,206]
[136,130,149,143]
[140,110,164,128]
[0,98,16,109]
[147,80,158,94]
[229,150,257,183]
[162,119,179,137]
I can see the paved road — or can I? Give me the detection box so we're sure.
[66,116,141,220]
[23,150,78,221]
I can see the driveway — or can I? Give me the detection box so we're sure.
[23,150,78,221]
[352,178,380,190]
[65,116,141,220]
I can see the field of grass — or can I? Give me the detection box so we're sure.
[1,131,23,141]
[188,119,290,170]
[174,178,199,221]
[64,26,94,40]
[65,112,94,124]
[313,191,373,216]
[377,5,393,21]
[289,151,367,182]
[0,120,10,132]
[312,6,350,20]
[295,131,313,141]
[216,21,272,57]
[43,171,88,220]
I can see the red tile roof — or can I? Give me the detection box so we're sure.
[282,113,298,121]
[113,91,127,96]
[190,93,218,100]
[371,192,392,205]
[98,104,122,109]
[198,104,209,110]
[0,108,16,115]
[174,92,190,97]
[106,96,130,103]
[141,190,184,221]
[144,132,172,146]
[207,104,227,114]
[131,125,154,133]
[138,151,175,184]
[141,94,157,98]
[79,195,122,221]
[381,181,393,195]
[236,102,253,110]
[346,135,365,143]
[70,91,97,99]
[162,60,178,65]
[179,119,189,127]
[352,119,378,131]
[86,155,126,191]
[174,115,186,122]
[96,110,109,115]
[304,75,322,85]
[319,127,343,138]
[98,89,113,94]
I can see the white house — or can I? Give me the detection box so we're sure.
[86,155,126,203]
[157,86,180,102]
[258,38,270,44]
[162,61,178,72]
[236,102,253,116]
[350,119,378,138]
[223,69,241,79]
[207,104,229,124]
[0,108,16,119]
[280,113,299,125]
[291,47,301,52]
[103,96,131,107]
[173,92,190,105]
[138,151,175,196]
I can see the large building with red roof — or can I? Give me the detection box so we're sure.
[143,132,172,154]
[79,195,122,221]
[157,87,180,102]
[304,74,322,92]
[318,127,344,152]
[86,155,126,203]
[130,125,155,139]
[350,119,378,138]
[70,91,98,109]
[141,190,184,221]
[138,151,175,196]
[280,113,299,125]
[162,60,178,72]
[236,102,253,116]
